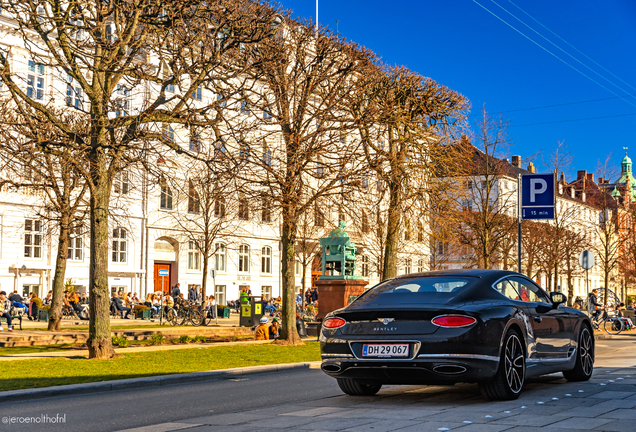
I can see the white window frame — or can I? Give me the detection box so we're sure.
[404,259,412,275]
[27,60,45,101]
[238,244,250,273]
[114,171,129,195]
[188,241,201,271]
[66,74,83,109]
[214,243,226,272]
[112,228,127,263]
[261,286,272,300]
[261,246,272,274]
[160,179,173,210]
[215,285,226,306]
[24,219,42,258]
[67,227,83,261]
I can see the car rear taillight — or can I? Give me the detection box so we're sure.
[323,317,347,329]
[432,315,477,328]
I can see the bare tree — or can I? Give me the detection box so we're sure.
[453,112,518,270]
[0,0,281,357]
[226,19,373,344]
[0,140,88,331]
[349,65,468,280]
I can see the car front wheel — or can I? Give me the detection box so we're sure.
[479,329,525,400]
[337,378,382,396]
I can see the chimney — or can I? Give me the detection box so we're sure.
[577,170,587,181]
[560,172,565,183]
[511,155,521,168]
[586,173,594,182]
[599,177,604,184]
[527,162,535,173]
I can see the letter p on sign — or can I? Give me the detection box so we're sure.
[530,179,547,203]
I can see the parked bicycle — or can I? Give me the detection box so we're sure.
[173,301,204,326]
[590,308,624,335]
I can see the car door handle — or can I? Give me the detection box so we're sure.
[534,316,542,323]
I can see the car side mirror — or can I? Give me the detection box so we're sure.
[550,292,567,306]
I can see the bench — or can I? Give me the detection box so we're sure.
[0,310,23,330]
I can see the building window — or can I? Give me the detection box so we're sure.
[263,142,272,166]
[238,245,250,272]
[438,242,449,255]
[417,222,424,242]
[24,219,42,258]
[114,85,130,117]
[361,211,369,234]
[188,180,200,214]
[214,243,226,271]
[114,171,129,194]
[361,255,369,278]
[240,141,250,162]
[404,219,411,241]
[404,259,412,275]
[261,196,271,223]
[295,261,301,276]
[316,161,324,178]
[215,285,226,306]
[112,228,127,262]
[238,195,249,220]
[162,124,175,142]
[261,246,272,274]
[465,180,473,189]
[160,178,173,210]
[67,226,83,260]
[27,60,45,100]
[189,128,201,152]
[188,241,201,270]
[66,74,83,109]
[191,85,202,101]
[261,286,272,300]
[214,197,226,218]
[417,259,424,273]
[314,202,324,227]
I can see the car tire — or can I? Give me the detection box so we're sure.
[479,329,525,401]
[563,325,594,382]
[337,378,382,396]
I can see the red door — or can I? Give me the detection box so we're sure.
[154,264,171,293]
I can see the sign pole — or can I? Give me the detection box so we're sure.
[517,174,522,273]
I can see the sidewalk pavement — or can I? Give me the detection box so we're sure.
[0,339,271,361]
[0,361,322,404]
[18,313,241,329]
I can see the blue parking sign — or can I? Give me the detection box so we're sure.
[521,173,555,220]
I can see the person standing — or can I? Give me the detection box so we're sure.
[188,285,197,302]
[311,287,318,304]
[172,283,181,299]
[588,289,602,320]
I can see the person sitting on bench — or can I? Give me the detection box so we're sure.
[0,291,14,331]
[112,293,131,319]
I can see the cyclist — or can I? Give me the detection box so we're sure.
[588,289,602,321]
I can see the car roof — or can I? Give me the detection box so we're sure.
[392,269,519,281]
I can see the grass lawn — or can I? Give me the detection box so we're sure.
[0,344,76,356]
[0,341,321,392]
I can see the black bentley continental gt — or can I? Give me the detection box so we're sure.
[320,269,594,400]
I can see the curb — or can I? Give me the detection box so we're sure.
[0,361,322,404]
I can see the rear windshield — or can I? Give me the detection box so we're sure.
[351,277,475,306]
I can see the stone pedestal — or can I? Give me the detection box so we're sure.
[315,278,368,319]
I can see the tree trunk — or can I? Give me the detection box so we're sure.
[48,213,71,331]
[301,254,307,310]
[554,262,559,292]
[382,181,402,280]
[280,207,302,344]
[201,256,208,300]
[87,157,115,359]
[603,270,609,307]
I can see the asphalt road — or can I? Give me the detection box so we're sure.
[0,336,634,432]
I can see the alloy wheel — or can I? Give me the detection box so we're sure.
[504,334,525,394]
[579,328,593,376]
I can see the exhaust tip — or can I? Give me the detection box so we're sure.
[433,364,467,375]
[322,364,342,373]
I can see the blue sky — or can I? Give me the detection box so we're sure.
[277,0,636,180]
